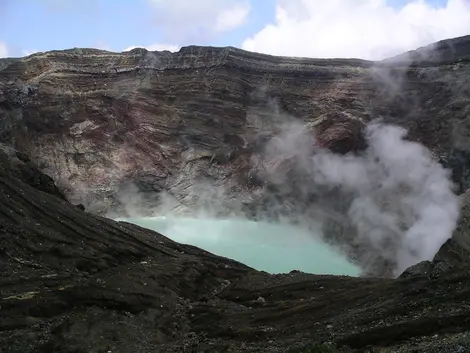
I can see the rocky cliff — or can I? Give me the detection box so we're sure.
[1,38,469,215]
[2,36,470,276]
[0,46,371,215]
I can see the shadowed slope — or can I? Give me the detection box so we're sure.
[0,150,470,352]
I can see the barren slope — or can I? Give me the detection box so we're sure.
[0,147,470,352]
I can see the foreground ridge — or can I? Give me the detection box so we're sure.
[0,144,470,352]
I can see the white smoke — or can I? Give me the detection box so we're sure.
[299,122,460,275]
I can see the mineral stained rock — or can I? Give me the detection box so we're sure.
[0,37,469,216]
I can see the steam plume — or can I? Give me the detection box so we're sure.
[261,117,461,275]
[309,122,460,274]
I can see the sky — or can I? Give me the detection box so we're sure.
[1,0,470,60]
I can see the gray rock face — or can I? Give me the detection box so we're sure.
[399,260,434,278]
[0,40,469,213]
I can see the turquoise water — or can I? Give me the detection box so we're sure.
[117,217,361,276]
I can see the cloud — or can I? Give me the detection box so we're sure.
[40,0,98,15]
[123,43,180,52]
[0,41,8,58]
[242,0,470,60]
[148,0,251,42]
[215,2,251,32]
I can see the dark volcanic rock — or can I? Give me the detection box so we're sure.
[0,146,470,352]
[383,35,470,65]
[399,260,434,278]
[435,190,470,267]
[0,143,66,200]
